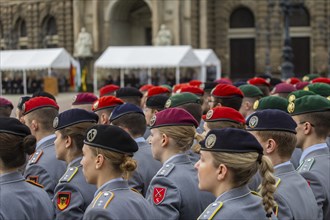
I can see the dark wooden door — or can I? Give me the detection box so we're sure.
[291,37,310,77]
[230,38,255,80]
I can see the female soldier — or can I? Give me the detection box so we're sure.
[147,107,215,220]
[0,117,54,219]
[195,128,277,219]
[53,109,98,219]
[81,125,157,219]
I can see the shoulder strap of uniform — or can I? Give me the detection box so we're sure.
[157,163,175,177]
[198,201,223,220]
[250,191,261,197]
[297,157,315,172]
[275,177,281,188]
[92,191,114,209]
[59,167,79,183]
[28,150,43,164]
[25,179,44,188]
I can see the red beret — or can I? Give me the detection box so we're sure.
[189,80,202,88]
[294,82,309,90]
[0,97,13,109]
[99,84,120,97]
[72,93,98,105]
[271,83,296,94]
[139,84,154,92]
[173,83,189,93]
[150,107,199,128]
[214,78,233,85]
[147,86,171,98]
[311,77,330,85]
[179,85,204,96]
[248,77,270,87]
[286,77,301,85]
[202,106,245,124]
[92,96,124,112]
[211,84,244,98]
[23,97,59,115]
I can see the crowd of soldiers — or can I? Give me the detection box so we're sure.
[0,72,329,220]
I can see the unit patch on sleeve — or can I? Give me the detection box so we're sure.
[57,192,71,211]
[153,186,167,205]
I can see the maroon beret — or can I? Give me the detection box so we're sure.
[294,82,309,90]
[150,108,199,128]
[271,83,296,94]
[72,93,98,105]
[0,97,13,109]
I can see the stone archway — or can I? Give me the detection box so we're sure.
[109,0,152,46]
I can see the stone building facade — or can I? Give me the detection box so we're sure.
[0,0,329,81]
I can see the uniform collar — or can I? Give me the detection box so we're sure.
[274,162,294,176]
[134,137,145,143]
[94,177,125,197]
[163,153,189,165]
[68,156,82,168]
[36,134,56,150]
[300,143,329,164]
[216,185,250,202]
[0,171,25,185]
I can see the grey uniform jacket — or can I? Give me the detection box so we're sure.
[128,139,162,196]
[290,148,303,169]
[0,171,54,220]
[53,157,96,220]
[83,179,157,220]
[146,154,215,220]
[24,135,67,199]
[297,146,330,220]
[273,163,320,220]
[198,185,275,220]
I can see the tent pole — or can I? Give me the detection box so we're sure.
[23,70,27,95]
[201,66,206,82]
[176,67,180,85]
[0,71,2,96]
[148,68,152,84]
[120,69,124,87]
[216,63,221,79]
[48,68,51,77]
[93,67,97,94]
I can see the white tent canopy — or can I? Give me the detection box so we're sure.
[94,46,202,91]
[193,49,221,82]
[0,48,79,95]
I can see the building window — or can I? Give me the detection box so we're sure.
[41,15,58,48]
[230,7,255,28]
[14,17,28,49]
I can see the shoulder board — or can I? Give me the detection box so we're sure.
[250,191,261,197]
[297,157,314,172]
[92,191,114,209]
[275,177,281,188]
[26,179,44,188]
[60,167,79,183]
[198,201,223,220]
[157,163,175,177]
[28,150,43,164]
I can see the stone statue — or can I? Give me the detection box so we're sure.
[155,24,172,46]
[74,27,93,57]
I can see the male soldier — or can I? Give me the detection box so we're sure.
[0,97,13,117]
[115,87,143,107]
[253,96,289,113]
[109,103,162,196]
[209,84,244,111]
[15,96,31,122]
[247,77,271,97]
[289,95,330,219]
[99,84,119,97]
[92,96,124,124]
[23,97,66,199]
[238,84,263,118]
[247,109,320,219]
[71,93,98,112]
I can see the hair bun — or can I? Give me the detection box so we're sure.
[23,135,37,155]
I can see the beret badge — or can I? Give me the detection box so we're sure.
[53,117,59,129]
[248,116,258,128]
[303,86,309,91]
[93,101,99,110]
[287,102,295,113]
[22,103,26,112]
[206,110,213,120]
[288,94,296,103]
[72,95,77,103]
[165,99,171,108]
[150,115,156,126]
[87,129,97,142]
[302,76,309,82]
[253,100,259,110]
[205,134,216,149]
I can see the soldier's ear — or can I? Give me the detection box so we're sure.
[65,136,72,149]
[265,139,276,154]
[161,133,169,147]
[95,154,105,169]
[217,164,228,181]
[31,119,38,131]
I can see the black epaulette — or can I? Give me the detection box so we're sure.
[297,158,314,172]
[157,163,175,177]
[92,191,114,209]
[198,201,223,220]
[59,167,78,183]
[29,150,43,164]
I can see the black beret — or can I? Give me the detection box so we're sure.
[84,125,138,155]
[203,82,218,92]
[17,96,31,110]
[109,103,144,122]
[146,95,169,110]
[32,91,56,102]
[53,109,99,130]
[200,128,263,154]
[0,117,31,137]
[115,87,143,98]
[246,109,297,134]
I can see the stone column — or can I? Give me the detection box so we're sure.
[199,0,208,48]
[92,0,99,52]
[73,0,82,44]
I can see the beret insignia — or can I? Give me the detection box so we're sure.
[86,129,97,142]
[53,117,59,129]
[72,95,77,103]
[303,86,309,91]
[206,110,213,120]
[150,115,156,126]
[288,94,296,103]
[205,134,216,148]
[165,99,171,108]
[93,101,99,110]
[248,116,258,128]
[302,76,309,82]
[253,100,259,110]
[287,102,295,113]
[22,103,26,112]
[327,96,330,101]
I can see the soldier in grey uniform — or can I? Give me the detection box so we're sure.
[81,125,157,220]
[53,109,98,219]
[247,109,320,219]
[289,95,330,219]
[146,108,215,220]
[0,117,54,220]
[22,96,66,199]
[195,128,277,220]
[110,103,162,196]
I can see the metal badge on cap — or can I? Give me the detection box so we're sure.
[93,101,99,110]
[165,99,171,108]
[150,115,156,126]
[288,94,296,103]
[72,95,77,103]
[53,117,59,128]
[22,103,26,112]
[205,134,216,148]
[86,129,97,142]
[287,102,295,113]
[206,110,213,120]
[248,116,258,128]
[253,100,259,110]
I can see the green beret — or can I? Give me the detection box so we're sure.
[165,92,201,108]
[304,83,330,98]
[302,74,320,82]
[288,95,330,115]
[239,85,263,97]
[287,90,316,103]
[253,96,288,112]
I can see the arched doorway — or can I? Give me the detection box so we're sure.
[109,0,152,46]
[228,7,256,80]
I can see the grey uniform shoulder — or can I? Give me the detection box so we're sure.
[28,150,43,164]
[157,163,175,177]
[297,157,314,172]
[198,201,223,220]
[59,167,79,183]
[91,191,114,209]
